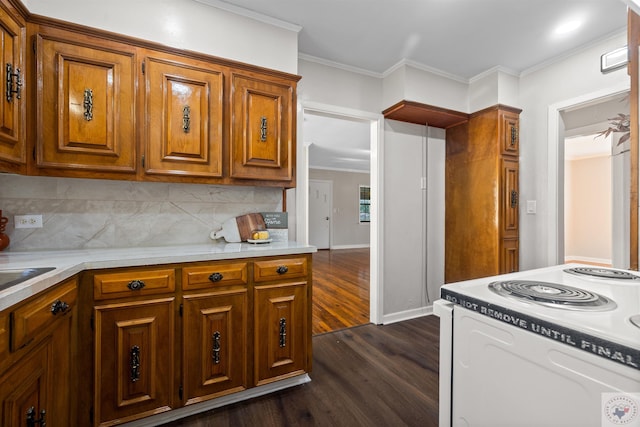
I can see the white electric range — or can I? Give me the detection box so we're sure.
[434,264,640,427]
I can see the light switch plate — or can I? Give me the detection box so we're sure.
[526,200,536,214]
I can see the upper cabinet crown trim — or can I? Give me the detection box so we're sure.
[382,100,469,129]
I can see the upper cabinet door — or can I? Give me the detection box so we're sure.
[500,111,519,156]
[36,34,136,173]
[0,6,25,166]
[230,72,295,182]
[144,55,223,178]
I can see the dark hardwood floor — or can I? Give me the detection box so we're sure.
[311,248,370,335]
[161,315,440,427]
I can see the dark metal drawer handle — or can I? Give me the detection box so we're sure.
[276,265,288,275]
[51,299,70,315]
[127,280,145,291]
[212,331,221,364]
[26,407,46,427]
[209,272,224,283]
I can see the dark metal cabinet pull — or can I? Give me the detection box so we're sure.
[83,88,93,121]
[6,63,22,102]
[510,125,517,146]
[127,280,145,291]
[209,272,223,283]
[212,331,221,364]
[279,317,287,348]
[510,190,518,208]
[260,116,267,141]
[183,105,191,133]
[50,299,69,315]
[276,265,288,275]
[26,407,46,427]
[130,345,141,382]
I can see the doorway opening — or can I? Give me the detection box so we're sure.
[297,102,384,332]
[562,92,630,267]
[548,83,630,267]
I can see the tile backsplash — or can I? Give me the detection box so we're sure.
[0,175,282,252]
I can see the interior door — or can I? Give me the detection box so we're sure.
[309,179,331,249]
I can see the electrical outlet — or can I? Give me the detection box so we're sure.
[15,214,43,229]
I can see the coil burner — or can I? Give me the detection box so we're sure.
[564,267,640,281]
[488,280,617,311]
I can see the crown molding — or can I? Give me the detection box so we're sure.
[193,0,302,33]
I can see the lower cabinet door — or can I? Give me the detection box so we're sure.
[182,289,248,404]
[0,341,49,427]
[254,282,308,386]
[501,238,519,274]
[94,297,175,426]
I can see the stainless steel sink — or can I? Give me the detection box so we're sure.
[0,267,56,292]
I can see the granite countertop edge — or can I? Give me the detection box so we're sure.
[0,242,317,311]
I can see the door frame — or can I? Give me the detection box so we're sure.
[308,178,333,249]
[547,82,631,266]
[297,101,384,324]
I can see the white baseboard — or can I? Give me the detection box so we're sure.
[330,244,370,250]
[381,305,434,325]
[123,374,311,426]
[564,255,611,265]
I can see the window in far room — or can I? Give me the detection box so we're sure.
[359,185,371,223]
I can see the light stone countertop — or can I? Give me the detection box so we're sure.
[0,241,316,311]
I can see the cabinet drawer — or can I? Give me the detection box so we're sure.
[182,262,248,291]
[94,268,175,300]
[253,257,308,283]
[11,277,77,350]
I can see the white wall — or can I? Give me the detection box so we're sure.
[564,155,612,264]
[382,120,445,321]
[308,169,370,248]
[518,30,629,270]
[298,59,383,111]
[382,63,468,113]
[383,120,428,317]
[468,68,520,112]
[24,0,299,74]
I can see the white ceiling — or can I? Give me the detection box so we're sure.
[211,0,627,78]
[207,0,629,171]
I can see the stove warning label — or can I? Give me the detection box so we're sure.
[440,288,640,371]
[603,393,640,426]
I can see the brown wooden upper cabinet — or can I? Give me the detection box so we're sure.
[0,9,300,187]
[230,72,295,182]
[35,33,137,174]
[144,54,223,178]
[501,110,520,156]
[0,4,25,169]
